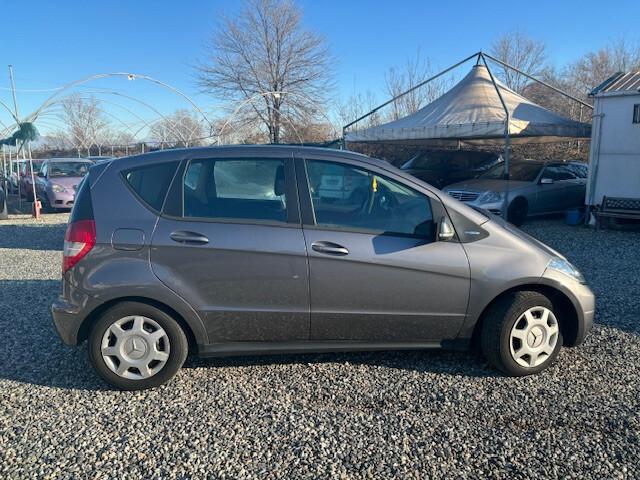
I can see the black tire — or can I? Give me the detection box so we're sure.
[481,291,563,376]
[507,198,528,226]
[88,301,188,390]
[0,194,8,220]
[39,195,54,213]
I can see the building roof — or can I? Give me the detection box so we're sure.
[590,71,640,96]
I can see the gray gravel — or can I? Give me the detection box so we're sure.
[1,213,639,479]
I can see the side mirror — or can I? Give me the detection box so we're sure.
[540,177,554,185]
[438,216,455,241]
[37,171,44,177]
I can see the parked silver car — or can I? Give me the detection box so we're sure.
[443,160,588,225]
[51,147,594,390]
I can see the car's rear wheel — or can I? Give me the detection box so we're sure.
[507,198,528,226]
[481,291,563,376]
[88,302,188,390]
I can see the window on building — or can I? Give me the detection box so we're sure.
[633,104,640,124]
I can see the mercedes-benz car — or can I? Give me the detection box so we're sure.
[443,160,588,225]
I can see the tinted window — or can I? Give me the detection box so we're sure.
[124,161,179,211]
[543,165,576,181]
[183,158,287,222]
[306,160,434,238]
[49,162,90,177]
[481,162,542,181]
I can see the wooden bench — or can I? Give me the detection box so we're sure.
[596,196,640,229]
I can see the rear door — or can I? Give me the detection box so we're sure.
[298,157,470,342]
[150,156,310,343]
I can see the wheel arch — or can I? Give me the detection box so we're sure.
[470,283,581,349]
[77,296,201,355]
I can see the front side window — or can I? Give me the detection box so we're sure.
[183,158,287,222]
[306,160,434,238]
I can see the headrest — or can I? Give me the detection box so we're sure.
[274,165,285,196]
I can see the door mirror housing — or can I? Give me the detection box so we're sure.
[438,216,455,241]
[540,177,554,185]
[37,171,45,177]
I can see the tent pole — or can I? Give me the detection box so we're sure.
[480,54,511,219]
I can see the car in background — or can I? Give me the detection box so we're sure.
[19,159,44,201]
[400,150,502,189]
[51,146,594,390]
[443,160,588,226]
[36,158,92,212]
[0,180,7,220]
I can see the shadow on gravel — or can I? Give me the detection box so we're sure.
[0,279,106,390]
[0,224,66,251]
[184,348,498,378]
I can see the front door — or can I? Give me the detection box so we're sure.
[300,158,470,342]
[150,156,310,343]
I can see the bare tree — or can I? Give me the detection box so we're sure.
[490,30,548,93]
[385,50,450,120]
[60,95,109,156]
[337,90,381,131]
[564,38,640,97]
[197,0,333,144]
[150,109,206,148]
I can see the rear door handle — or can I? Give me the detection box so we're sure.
[311,241,349,256]
[170,230,209,245]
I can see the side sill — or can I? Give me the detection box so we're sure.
[197,339,469,358]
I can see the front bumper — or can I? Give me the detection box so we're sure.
[541,267,595,346]
[48,189,76,209]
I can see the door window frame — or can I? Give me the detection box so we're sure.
[294,156,450,241]
[161,155,301,227]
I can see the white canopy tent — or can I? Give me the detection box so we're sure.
[345,63,591,146]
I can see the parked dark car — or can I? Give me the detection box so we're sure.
[0,182,7,220]
[35,158,92,212]
[443,160,588,226]
[400,150,502,189]
[51,146,594,390]
[19,159,44,201]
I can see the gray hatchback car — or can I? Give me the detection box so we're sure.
[52,146,595,390]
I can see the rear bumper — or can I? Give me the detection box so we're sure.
[51,279,102,345]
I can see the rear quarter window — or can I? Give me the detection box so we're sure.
[123,161,179,212]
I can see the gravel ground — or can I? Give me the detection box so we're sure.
[0,212,639,479]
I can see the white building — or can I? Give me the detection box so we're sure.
[586,71,640,206]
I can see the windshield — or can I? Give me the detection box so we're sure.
[49,162,90,178]
[480,162,542,181]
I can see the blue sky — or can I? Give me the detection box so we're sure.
[1,0,639,134]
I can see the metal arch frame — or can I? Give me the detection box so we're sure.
[24,72,213,130]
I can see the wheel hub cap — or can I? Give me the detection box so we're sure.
[100,315,170,380]
[509,306,559,368]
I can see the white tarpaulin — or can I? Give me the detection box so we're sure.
[345,65,591,146]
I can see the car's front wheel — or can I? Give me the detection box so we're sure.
[88,302,188,390]
[481,291,563,376]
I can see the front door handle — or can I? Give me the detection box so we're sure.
[170,230,209,245]
[311,241,349,256]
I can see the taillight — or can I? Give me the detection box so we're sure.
[63,219,96,274]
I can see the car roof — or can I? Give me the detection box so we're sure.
[46,158,93,163]
[110,145,387,169]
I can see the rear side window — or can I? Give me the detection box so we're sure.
[69,175,93,223]
[124,161,179,211]
[183,158,288,222]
